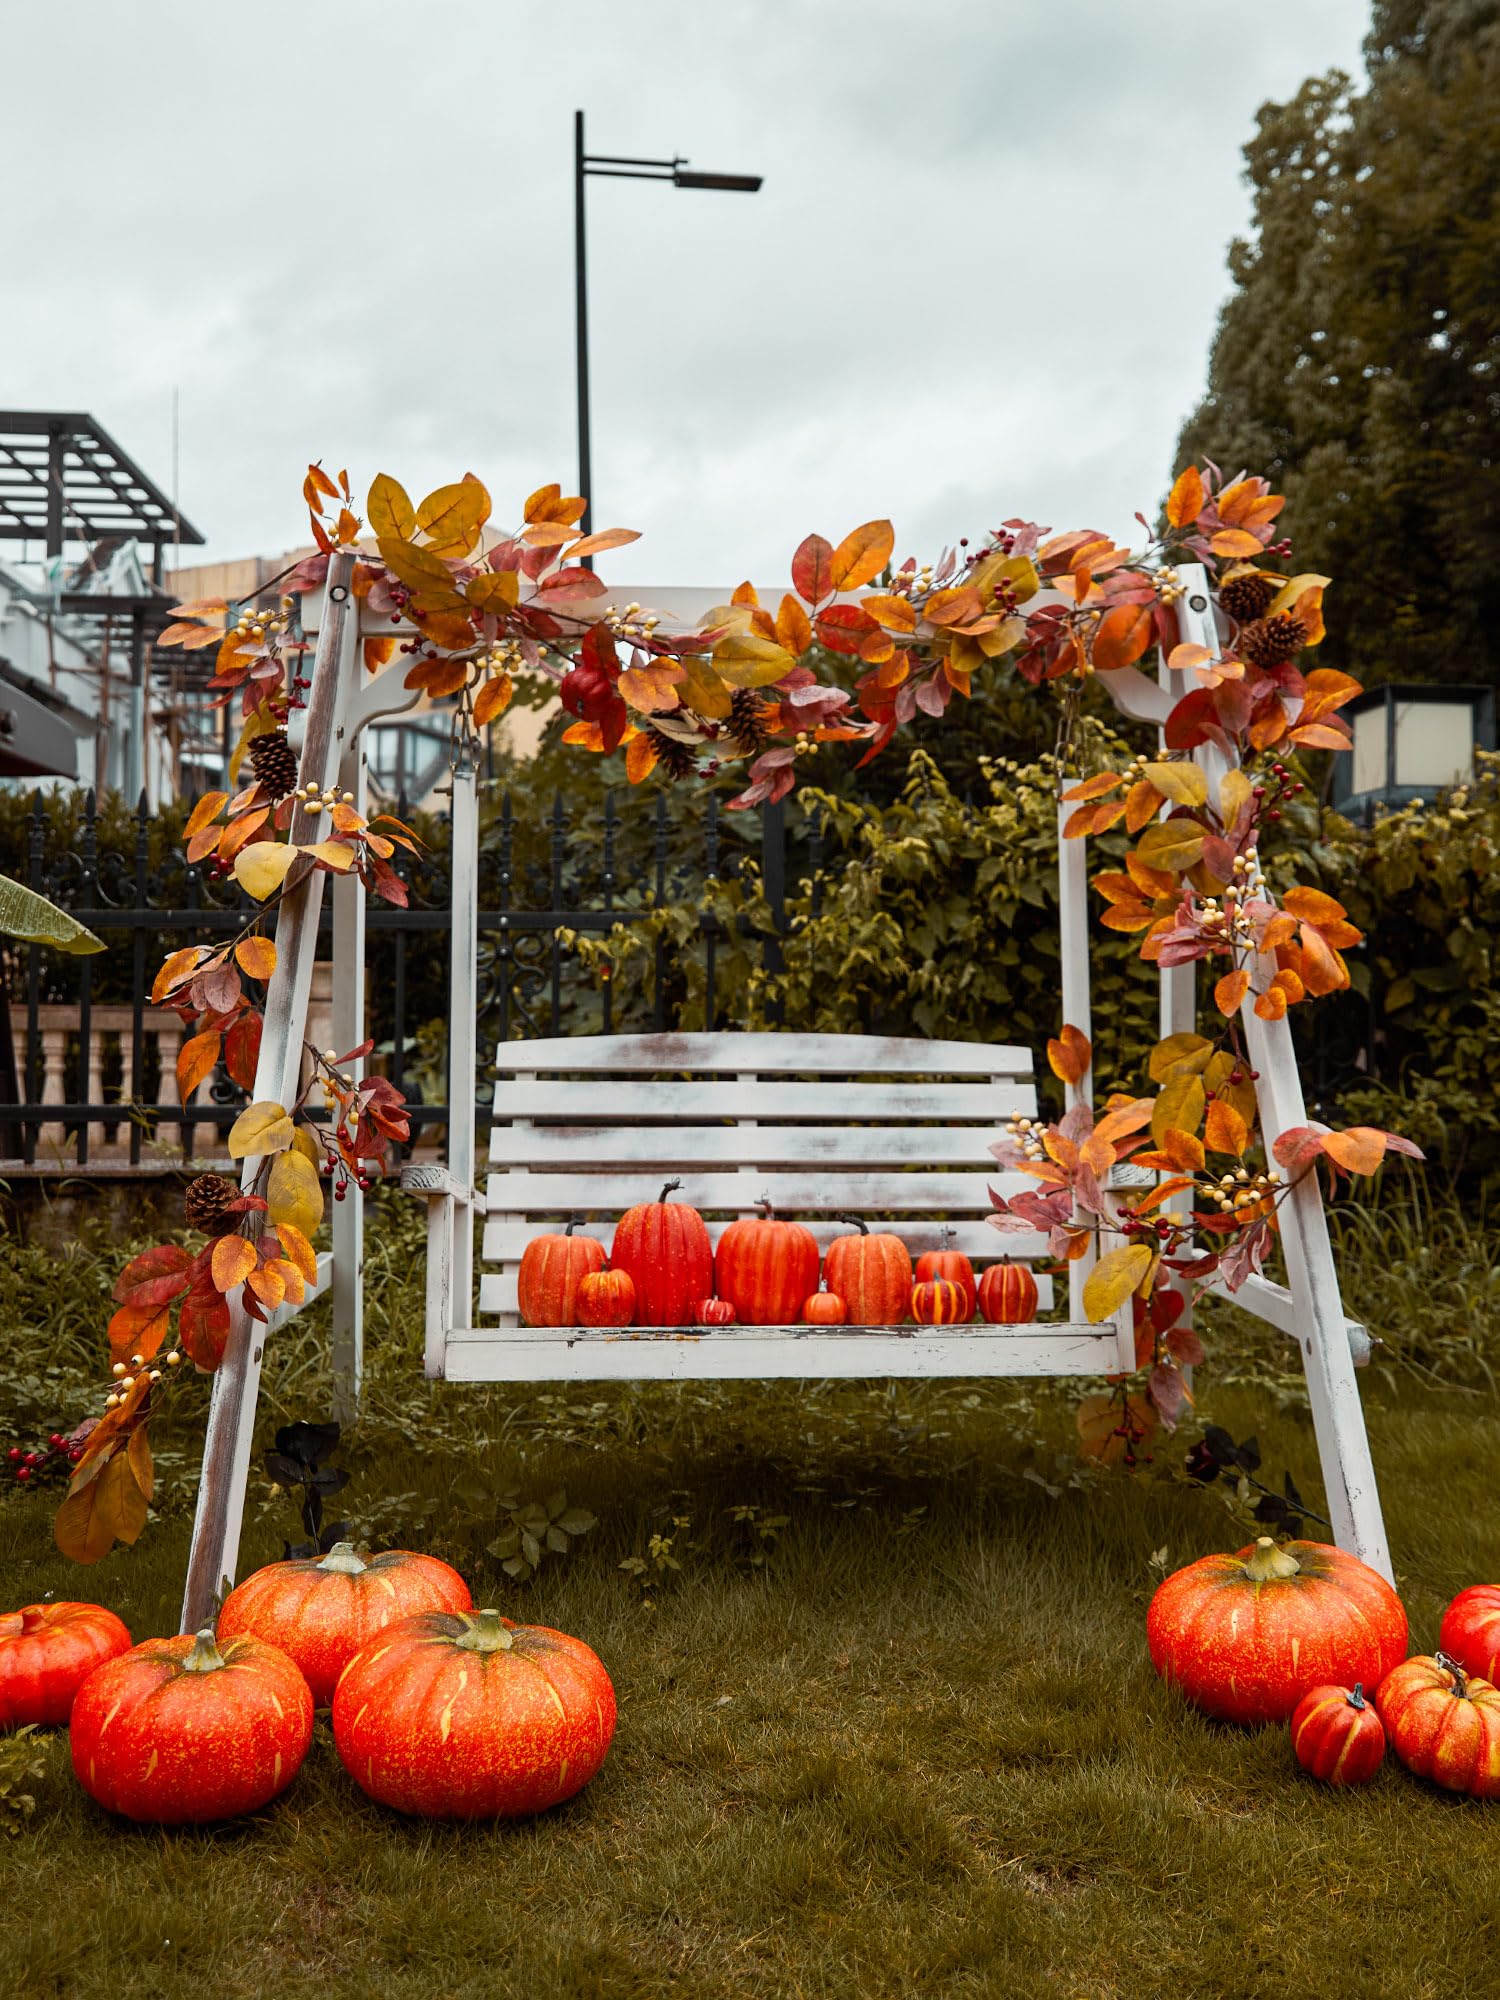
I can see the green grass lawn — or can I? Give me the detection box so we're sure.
[4,1190,1500,2000]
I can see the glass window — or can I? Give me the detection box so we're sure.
[1351,704,1388,795]
[1393,701,1473,790]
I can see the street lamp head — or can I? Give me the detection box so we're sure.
[672,168,763,193]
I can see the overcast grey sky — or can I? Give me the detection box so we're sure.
[6,0,1371,582]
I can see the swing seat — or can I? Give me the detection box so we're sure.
[401,1031,1137,1382]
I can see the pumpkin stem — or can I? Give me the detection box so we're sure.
[1242,1536,1301,1583]
[756,1194,774,1219]
[834,1214,870,1235]
[316,1540,368,1576]
[658,1180,683,1204]
[563,1214,583,1237]
[1347,1683,1367,1709]
[18,1606,46,1635]
[454,1607,516,1654]
[1435,1649,1471,1699]
[182,1628,228,1673]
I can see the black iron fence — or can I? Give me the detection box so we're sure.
[1,785,822,1169]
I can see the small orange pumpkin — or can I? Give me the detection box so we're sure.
[577,1267,636,1328]
[914,1231,976,1317]
[977,1262,1039,1324]
[801,1289,847,1325]
[517,1217,605,1326]
[1377,1652,1500,1798]
[910,1278,971,1325]
[1290,1682,1386,1786]
[694,1297,737,1326]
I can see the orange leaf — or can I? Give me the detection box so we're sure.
[1166,467,1205,530]
[566,526,642,562]
[1091,603,1153,672]
[625,733,658,784]
[1125,779,1164,833]
[306,462,340,500]
[1204,1098,1249,1156]
[1321,1127,1389,1176]
[474,673,514,726]
[1214,968,1250,1016]
[275,1223,319,1284]
[1289,722,1352,752]
[860,593,916,635]
[1160,1127,1206,1172]
[210,1236,256,1292]
[185,792,228,838]
[1046,1024,1092,1086]
[776,594,813,656]
[1060,772,1124,803]
[151,946,208,1005]
[247,1262,286,1310]
[1209,529,1265,559]
[186,824,222,864]
[829,520,895,591]
[1254,985,1289,1022]
[176,1030,220,1104]
[1282,887,1345,927]
[234,936,277,981]
[219,807,271,863]
[1297,923,1349,996]
[363,636,397,673]
[106,1302,171,1366]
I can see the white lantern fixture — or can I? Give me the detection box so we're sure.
[1331,684,1494,820]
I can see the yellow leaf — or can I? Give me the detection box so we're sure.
[227,1099,296,1160]
[680,658,734,721]
[367,473,417,540]
[185,792,228,838]
[1210,528,1265,559]
[1135,820,1205,874]
[1152,1073,1206,1149]
[416,478,491,558]
[377,537,466,610]
[1083,1245,1154,1322]
[1142,762,1207,808]
[229,704,280,785]
[828,519,895,591]
[126,1425,154,1504]
[969,551,1040,607]
[233,841,299,901]
[1148,1033,1214,1082]
[1166,466,1205,529]
[465,571,520,615]
[711,631,795,689]
[235,935,277,981]
[1267,573,1332,617]
[55,1451,145,1564]
[1219,769,1253,824]
[474,674,514,726]
[291,1127,322,1169]
[1204,1098,1249,1155]
[266,1150,325,1237]
[618,661,684,714]
[211,1235,257,1292]
[310,840,356,871]
[275,1221,319,1283]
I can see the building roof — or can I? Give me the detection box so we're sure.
[0,410,204,553]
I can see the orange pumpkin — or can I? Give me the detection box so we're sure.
[977,1262,1039,1324]
[802,1289,847,1325]
[217,1541,472,1706]
[823,1218,912,1326]
[694,1297,737,1325]
[910,1278,970,1325]
[1439,1585,1500,1686]
[914,1232,976,1317]
[518,1218,605,1326]
[577,1267,636,1327]
[332,1606,616,1819]
[714,1200,820,1325]
[1289,1682,1386,1786]
[610,1180,713,1326]
[0,1601,132,1727]
[70,1627,313,1823]
[1377,1653,1500,1798]
[1147,1537,1409,1725]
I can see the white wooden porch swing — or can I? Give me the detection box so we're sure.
[179,550,1391,1631]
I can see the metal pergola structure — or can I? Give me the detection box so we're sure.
[0,410,204,579]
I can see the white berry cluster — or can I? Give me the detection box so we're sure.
[1002,1114,1049,1163]
[604,602,660,644]
[106,1348,179,1407]
[296,782,356,815]
[1205,1166,1282,1215]
[235,598,293,644]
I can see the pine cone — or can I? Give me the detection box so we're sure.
[727,689,771,757]
[184,1172,239,1232]
[249,731,299,799]
[1237,610,1308,670]
[1218,570,1278,626]
[644,725,699,783]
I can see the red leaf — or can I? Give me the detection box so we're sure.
[224,1011,263,1092]
[815,603,879,656]
[111,1244,193,1309]
[179,1287,231,1370]
[1092,603,1154,673]
[791,535,834,607]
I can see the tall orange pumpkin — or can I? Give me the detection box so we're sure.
[714,1200,821,1325]
[217,1541,472,1706]
[977,1262,1039,1324]
[518,1218,605,1326]
[610,1180,713,1326]
[823,1218,912,1326]
[332,1607,616,1819]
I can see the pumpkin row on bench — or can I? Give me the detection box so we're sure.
[516,1188,1040,1329]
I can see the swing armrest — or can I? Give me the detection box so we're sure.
[399,1163,487,1213]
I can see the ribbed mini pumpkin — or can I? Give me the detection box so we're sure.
[823,1218,912,1326]
[914,1232,976,1318]
[1377,1653,1500,1798]
[576,1267,636,1327]
[217,1542,472,1706]
[977,1263,1039,1324]
[517,1218,605,1326]
[910,1278,970,1325]
[714,1200,820,1325]
[802,1289,847,1325]
[332,1607,617,1819]
[0,1602,132,1727]
[610,1181,713,1326]
[1289,1682,1386,1786]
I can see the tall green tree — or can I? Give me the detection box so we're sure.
[1177,0,1500,692]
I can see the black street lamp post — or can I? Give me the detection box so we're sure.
[573,110,762,553]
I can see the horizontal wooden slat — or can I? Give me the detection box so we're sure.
[479,1217,1044,1266]
[493,1033,1030,1078]
[488,1124,1008,1169]
[478,1267,1055,1316]
[438,1325,1123,1382]
[484,1169,1017,1218]
[490,1080,1033,1122]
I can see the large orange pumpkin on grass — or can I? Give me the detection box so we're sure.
[1438,1585,1500,1686]
[823,1218,912,1326]
[611,1181,712,1326]
[1146,1537,1408,1725]
[1377,1652,1500,1797]
[332,1606,616,1819]
[217,1541,472,1705]
[518,1218,605,1326]
[0,1601,132,1726]
[714,1200,820,1324]
[70,1628,313,1823]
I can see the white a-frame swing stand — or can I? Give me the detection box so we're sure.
[180,556,1391,1630]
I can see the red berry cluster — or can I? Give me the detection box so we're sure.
[1252,760,1306,826]
[7,1433,84,1487]
[326,1146,372,1203]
